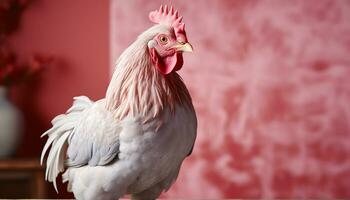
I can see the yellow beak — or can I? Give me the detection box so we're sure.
[174,42,193,53]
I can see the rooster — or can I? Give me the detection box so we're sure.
[41,5,196,200]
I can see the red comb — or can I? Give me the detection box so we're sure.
[149,5,187,42]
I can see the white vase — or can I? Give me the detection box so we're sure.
[0,86,22,158]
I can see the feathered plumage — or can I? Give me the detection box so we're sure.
[41,5,196,200]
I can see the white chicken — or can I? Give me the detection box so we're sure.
[41,5,197,200]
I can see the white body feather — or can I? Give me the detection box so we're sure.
[42,96,196,199]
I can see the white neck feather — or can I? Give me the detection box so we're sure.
[105,26,192,122]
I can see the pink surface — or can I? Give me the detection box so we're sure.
[8,0,350,198]
[111,0,350,198]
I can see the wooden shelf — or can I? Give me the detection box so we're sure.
[0,158,47,199]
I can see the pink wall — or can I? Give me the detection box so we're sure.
[9,0,109,197]
[111,0,350,198]
[9,0,350,198]
[10,0,109,153]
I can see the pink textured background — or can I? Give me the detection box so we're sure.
[7,0,350,198]
[111,0,350,198]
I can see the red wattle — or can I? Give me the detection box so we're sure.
[150,48,184,75]
[174,53,183,71]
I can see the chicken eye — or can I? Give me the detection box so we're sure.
[159,35,168,44]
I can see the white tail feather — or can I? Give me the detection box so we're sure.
[40,96,93,192]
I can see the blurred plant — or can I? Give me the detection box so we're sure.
[0,49,53,87]
[0,0,31,37]
[0,0,53,87]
